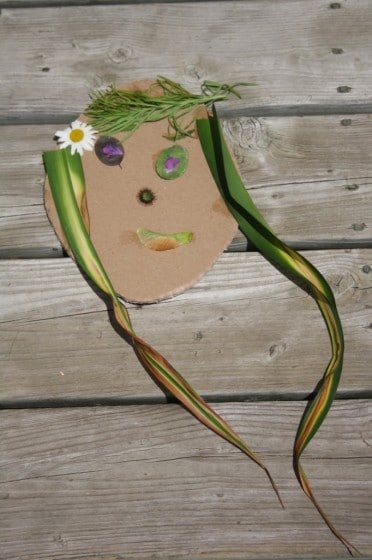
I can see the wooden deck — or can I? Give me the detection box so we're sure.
[1,0,371,558]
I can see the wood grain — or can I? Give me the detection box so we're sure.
[0,0,200,5]
[1,250,371,403]
[1,1,372,119]
[1,1,371,558]
[1,115,372,257]
[0,400,370,559]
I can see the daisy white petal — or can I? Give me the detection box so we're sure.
[55,128,69,139]
[58,140,70,150]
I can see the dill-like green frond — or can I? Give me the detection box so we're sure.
[84,76,252,140]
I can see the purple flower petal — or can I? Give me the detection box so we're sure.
[165,156,180,173]
[94,136,124,166]
[102,144,124,157]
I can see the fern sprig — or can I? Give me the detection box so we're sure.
[84,76,252,140]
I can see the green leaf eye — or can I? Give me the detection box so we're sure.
[155,145,188,179]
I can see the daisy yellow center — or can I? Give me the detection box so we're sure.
[69,129,84,143]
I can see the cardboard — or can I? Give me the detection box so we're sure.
[44,80,237,303]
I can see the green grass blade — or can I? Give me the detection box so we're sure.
[43,147,283,507]
[197,109,361,556]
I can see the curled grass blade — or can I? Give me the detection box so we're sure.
[196,108,361,556]
[43,147,283,508]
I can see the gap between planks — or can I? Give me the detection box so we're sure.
[0,0,228,9]
[3,103,372,127]
[1,389,372,411]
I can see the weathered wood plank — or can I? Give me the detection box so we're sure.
[1,0,195,6]
[0,400,370,559]
[225,113,372,248]
[0,3,370,560]
[1,250,371,403]
[1,115,372,257]
[1,0,206,5]
[0,124,62,257]
[1,0,194,5]
[1,1,372,119]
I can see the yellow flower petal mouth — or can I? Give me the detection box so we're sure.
[137,228,193,251]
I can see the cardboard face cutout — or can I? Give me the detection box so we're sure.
[42,78,357,554]
[44,80,237,303]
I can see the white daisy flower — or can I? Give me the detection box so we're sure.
[55,120,97,156]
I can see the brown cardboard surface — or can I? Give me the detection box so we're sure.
[44,81,237,303]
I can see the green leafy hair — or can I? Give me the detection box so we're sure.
[84,76,252,141]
